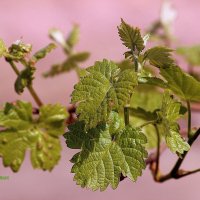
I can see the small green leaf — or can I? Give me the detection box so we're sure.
[118,19,144,52]
[43,59,77,77]
[0,39,7,57]
[159,91,190,154]
[144,46,174,68]
[160,66,200,101]
[165,128,190,154]
[69,52,90,62]
[177,45,200,66]
[71,59,137,128]
[0,101,68,172]
[43,52,90,78]
[14,67,35,94]
[32,43,56,62]
[66,25,79,48]
[65,118,147,191]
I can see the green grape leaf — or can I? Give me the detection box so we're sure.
[31,43,56,62]
[0,129,29,172]
[71,59,137,128]
[160,65,200,101]
[0,101,33,129]
[159,91,190,154]
[65,119,147,191]
[129,116,162,149]
[66,25,79,48]
[130,86,163,113]
[0,101,68,172]
[118,19,144,52]
[165,128,190,154]
[129,87,163,149]
[107,111,124,135]
[14,67,35,94]
[144,46,174,68]
[76,68,87,78]
[0,39,7,57]
[177,46,200,66]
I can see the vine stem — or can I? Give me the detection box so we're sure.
[154,124,160,180]
[132,52,138,72]
[124,106,129,126]
[170,128,200,176]
[139,120,157,128]
[187,100,192,138]
[7,60,43,107]
[153,128,200,182]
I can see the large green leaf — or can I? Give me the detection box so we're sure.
[130,86,163,113]
[159,91,190,154]
[177,45,200,66]
[160,66,200,101]
[118,19,144,52]
[65,118,147,191]
[129,116,161,149]
[0,101,68,172]
[165,128,190,154]
[129,87,163,149]
[144,46,174,68]
[71,59,137,128]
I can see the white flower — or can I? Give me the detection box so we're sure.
[13,39,22,45]
[143,34,150,47]
[160,0,177,26]
[49,28,66,46]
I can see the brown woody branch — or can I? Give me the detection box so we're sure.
[150,128,200,182]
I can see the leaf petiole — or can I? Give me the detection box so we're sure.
[124,106,130,126]
[139,120,158,128]
[186,100,192,138]
[7,60,43,107]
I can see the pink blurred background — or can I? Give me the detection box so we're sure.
[0,0,199,199]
